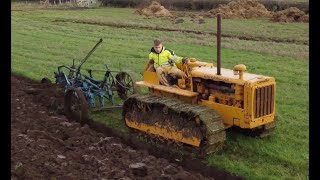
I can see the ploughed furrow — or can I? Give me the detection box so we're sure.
[123,94,226,155]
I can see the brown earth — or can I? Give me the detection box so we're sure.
[11,74,244,180]
[204,0,272,19]
[272,7,308,23]
[135,1,173,17]
[133,0,308,24]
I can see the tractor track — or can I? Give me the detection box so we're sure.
[123,94,226,156]
[11,74,244,180]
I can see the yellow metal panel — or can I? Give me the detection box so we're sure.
[153,86,198,97]
[136,81,154,88]
[125,119,201,147]
[151,89,197,104]
[136,81,199,97]
[200,100,245,128]
[191,68,245,85]
[249,114,275,128]
[143,71,159,84]
[244,82,253,128]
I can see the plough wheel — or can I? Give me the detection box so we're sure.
[64,87,88,123]
[115,71,138,100]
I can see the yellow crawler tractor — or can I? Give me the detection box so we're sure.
[123,15,277,154]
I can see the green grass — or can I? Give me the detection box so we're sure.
[11,3,309,180]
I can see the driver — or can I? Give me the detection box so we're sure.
[147,39,188,87]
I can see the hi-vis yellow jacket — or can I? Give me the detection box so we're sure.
[148,46,182,68]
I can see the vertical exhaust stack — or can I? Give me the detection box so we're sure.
[217,14,221,75]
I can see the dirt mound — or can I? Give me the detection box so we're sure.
[135,1,173,17]
[205,0,272,19]
[272,7,308,23]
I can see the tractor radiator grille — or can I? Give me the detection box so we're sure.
[254,85,274,118]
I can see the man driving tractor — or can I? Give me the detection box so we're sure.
[147,39,188,87]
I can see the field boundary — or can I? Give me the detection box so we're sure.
[101,0,309,13]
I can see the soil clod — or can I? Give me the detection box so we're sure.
[129,162,148,177]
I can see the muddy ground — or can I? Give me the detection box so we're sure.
[11,74,243,180]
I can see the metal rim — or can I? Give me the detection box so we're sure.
[116,71,135,100]
[64,87,88,123]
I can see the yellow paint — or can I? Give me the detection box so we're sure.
[244,79,276,127]
[135,58,277,131]
[249,114,275,128]
[150,88,198,104]
[201,100,245,127]
[143,71,159,84]
[125,119,201,147]
[136,81,198,97]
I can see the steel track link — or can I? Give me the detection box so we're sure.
[123,94,226,156]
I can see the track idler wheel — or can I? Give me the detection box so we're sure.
[258,113,278,138]
[242,114,277,138]
[64,87,88,124]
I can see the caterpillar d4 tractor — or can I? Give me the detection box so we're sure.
[122,15,277,155]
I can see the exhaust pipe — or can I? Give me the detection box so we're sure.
[217,14,221,75]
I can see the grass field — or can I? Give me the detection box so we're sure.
[11,2,309,180]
